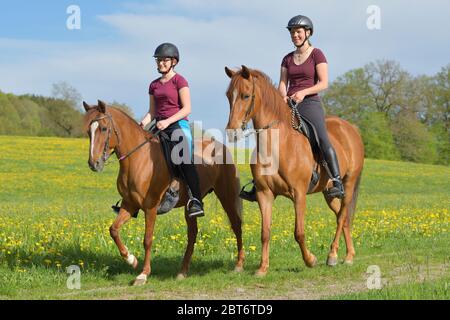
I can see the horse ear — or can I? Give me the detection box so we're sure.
[83,101,92,112]
[97,100,107,113]
[225,66,235,78]
[241,65,251,79]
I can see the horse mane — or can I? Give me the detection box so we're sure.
[229,68,291,125]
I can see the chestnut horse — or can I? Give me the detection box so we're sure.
[225,66,364,276]
[83,100,244,285]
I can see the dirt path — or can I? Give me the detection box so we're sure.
[58,262,449,300]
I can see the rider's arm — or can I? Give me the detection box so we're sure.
[278,66,289,101]
[139,95,155,128]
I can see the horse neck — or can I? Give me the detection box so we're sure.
[251,85,291,131]
[110,109,152,161]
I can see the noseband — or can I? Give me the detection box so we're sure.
[90,113,121,163]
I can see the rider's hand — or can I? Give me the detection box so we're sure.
[156,119,170,130]
[290,91,306,103]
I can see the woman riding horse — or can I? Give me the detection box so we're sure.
[240,15,345,201]
[139,43,204,218]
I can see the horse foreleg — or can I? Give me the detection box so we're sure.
[109,206,138,269]
[133,205,158,286]
[255,190,274,277]
[294,192,317,268]
[177,208,199,280]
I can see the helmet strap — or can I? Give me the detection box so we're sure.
[298,33,310,49]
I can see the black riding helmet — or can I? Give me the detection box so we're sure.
[153,43,180,62]
[286,15,314,36]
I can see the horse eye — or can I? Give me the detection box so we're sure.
[101,127,107,132]
[242,94,250,100]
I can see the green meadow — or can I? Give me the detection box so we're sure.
[0,135,448,299]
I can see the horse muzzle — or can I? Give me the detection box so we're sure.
[88,158,105,172]
[226,129,244,143]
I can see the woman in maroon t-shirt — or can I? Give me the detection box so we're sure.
[281,15,345,199]
[240,15,345,201]
[139,43,204,218]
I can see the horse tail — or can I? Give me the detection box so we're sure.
[348,170,362,225]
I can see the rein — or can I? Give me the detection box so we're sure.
[91,112,159,164]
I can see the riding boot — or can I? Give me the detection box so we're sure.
[157,185,180,215]
[239,180,257,202]
[180,163,205,218]
[323,147,345,199]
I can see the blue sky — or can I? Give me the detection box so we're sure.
[1,0,449,138]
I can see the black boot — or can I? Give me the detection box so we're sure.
[239,180,257,202]
[187,198,204,218]
[323,147,345,199]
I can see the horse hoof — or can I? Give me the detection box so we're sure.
[234,266,244,273]
[176,273,187,281]
[306,255,317,268]
[255,270,267,277]
[133,274,147,286]
[343,259,353,266]
[327,255,338,267]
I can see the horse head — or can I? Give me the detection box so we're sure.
[224,65,261,141]
[83,100,121,172]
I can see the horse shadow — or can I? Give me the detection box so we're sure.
[7,246,236,281]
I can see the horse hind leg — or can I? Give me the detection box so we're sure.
[214,176,245,272]
[323,176,356,266]
[294,191,317,268]
[177,208,199,280]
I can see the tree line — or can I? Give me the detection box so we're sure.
[0,61,448,165]
[322,60,449,165]
[0,81,134,138]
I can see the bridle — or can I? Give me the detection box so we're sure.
[236,77,279,136]
[90,112,157,164]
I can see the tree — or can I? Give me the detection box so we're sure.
[323,68,374,124]
[358,112,400,160]
[390,112,438,164]
[364,60,412,118]
[110,101,136,119]
[51,81,82,110]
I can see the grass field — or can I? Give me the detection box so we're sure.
[0,135,449,300]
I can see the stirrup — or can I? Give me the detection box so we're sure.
[326,178,345,199]
[186,198,204,218]
[111,200,139,218]
[239,181,257,202]
[112,200,121,214]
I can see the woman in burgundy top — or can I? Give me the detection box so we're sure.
[281,15,345,199]
[240,15,345,202]
[139,43,204,218]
